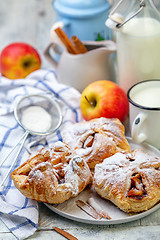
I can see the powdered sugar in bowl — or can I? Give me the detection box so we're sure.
[14,93,62,136]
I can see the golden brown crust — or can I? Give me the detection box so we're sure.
[62,117,130,168]
[93,149,160,213]
[11,142,92,204]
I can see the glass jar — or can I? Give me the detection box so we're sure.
[107,0,160,92]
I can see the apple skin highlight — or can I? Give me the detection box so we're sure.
[80,80,129,123]
[0,42,41,79]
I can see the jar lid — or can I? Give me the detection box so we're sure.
[53,0,110,18]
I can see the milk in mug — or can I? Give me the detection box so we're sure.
[131,86,160,108]
[117,17,160,92]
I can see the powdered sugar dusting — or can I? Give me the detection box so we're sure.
[94,149,160,186]
[93,148,160,212]
[65,156,91,196]
[62,117,130,168]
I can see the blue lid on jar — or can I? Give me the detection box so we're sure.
[53,0,111,18]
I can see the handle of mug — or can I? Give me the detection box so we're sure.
[131,112,148,143]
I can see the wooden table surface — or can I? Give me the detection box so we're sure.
[0,0,160,239]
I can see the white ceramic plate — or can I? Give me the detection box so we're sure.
[45,137,160,225]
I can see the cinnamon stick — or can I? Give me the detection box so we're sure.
[87,197,111,219]
[53,227,79,240]
[71,36,88,54]
[76,200,102,220]
[54,27,79,54]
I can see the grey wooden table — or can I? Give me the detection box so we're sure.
[0,0,160,239]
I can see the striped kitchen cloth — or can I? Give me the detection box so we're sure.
[0,69,83,239]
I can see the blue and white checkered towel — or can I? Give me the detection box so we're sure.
[0,69,83,239]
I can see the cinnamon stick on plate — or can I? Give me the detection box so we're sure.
[87,197,111,219]
[54,27,79,54]
[76,200,102,220]
[53,227,79,240]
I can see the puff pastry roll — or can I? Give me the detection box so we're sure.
[11,142,92,204]
[62,117,130,168]
[93,149,160,213]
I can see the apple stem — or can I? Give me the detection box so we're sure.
[85,96,96,107]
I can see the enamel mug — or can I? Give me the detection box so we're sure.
[127,80,160,149]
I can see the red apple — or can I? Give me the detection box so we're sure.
[80,80,129,123]
[0,42,41,79]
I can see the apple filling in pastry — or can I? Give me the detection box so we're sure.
[62,117,130,169]
[11,142,92,204]
[93,149,160,213]
[127,173,147,200]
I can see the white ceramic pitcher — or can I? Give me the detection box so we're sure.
[44,40,116,92]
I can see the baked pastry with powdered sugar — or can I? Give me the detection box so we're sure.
[62,117,130,169]
[93,149,160,213]
[11,117,130,205]
[11,142,92,204]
